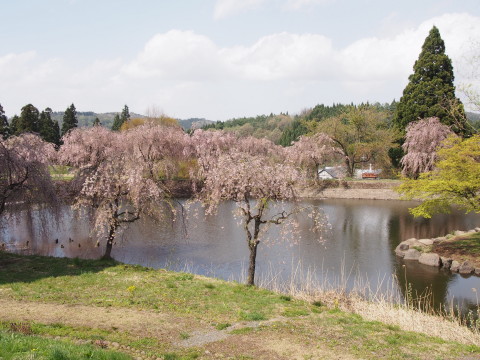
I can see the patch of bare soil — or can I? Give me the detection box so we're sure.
[0,298,340,359]
[433,240,480,268]
[0,298,195,340]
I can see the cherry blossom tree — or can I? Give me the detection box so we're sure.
[191,131,323,286]
[59,124,188,259]
[285,133,342,179]
[401,117,456,178]
[0,133,57,217]
[189,129,238,174]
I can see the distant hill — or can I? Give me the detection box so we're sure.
[51,111,146,129]
[50,112,214,130]
[179,118,215,130]
[467,111,480,130]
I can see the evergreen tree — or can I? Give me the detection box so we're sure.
[393,26,468,136]
[61,103,78,136]
[9,115,19,136]
[0,104,10,139]
[121,104,130,124]
[52,121,61,146]
[93,117,101,126]
[16,104,40,135]
[111,114,122,131]
[39,107,61,145]
[111,105,130,131]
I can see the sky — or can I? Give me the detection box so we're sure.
[1,0,480,120]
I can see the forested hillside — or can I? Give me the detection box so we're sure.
[201,102,399,146]
[49,112,213,130]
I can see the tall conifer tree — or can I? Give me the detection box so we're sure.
[39,107,61,145]
[111,105,130,131]
[9,115,20,136]
[16,104,39,135]
[393,26,468,136]
[0,104,10,139]
[61,103,78,136]
[111,114,122,131]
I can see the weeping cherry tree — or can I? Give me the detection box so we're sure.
[59,124,189,259]
[285,132,342,180]
[0,133,58,217]
[191,131,324,286]
[401,117,455,179]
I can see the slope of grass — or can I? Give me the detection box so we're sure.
[0,252,479,359]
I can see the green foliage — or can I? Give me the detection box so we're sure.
[39,108,61,145]
[111,114,123,131]
[398,134,480,217]
[9,115,20,136]
[278,104,349,146]
[278,119,308,146]
[393,26,468,136]
[202,113,294,144]
[111,105,130,131]
[0,104,10,139]
[15,104,39,135]
[310,105,399,177]
[61,103,78,136]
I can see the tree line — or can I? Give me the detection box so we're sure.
[0,103,133,145]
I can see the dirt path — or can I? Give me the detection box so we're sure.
[0,298,196,341]
[0,298,354,359]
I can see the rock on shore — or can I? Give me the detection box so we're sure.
[395,228,480,276]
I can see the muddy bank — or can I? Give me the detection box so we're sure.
[299,180,402,200]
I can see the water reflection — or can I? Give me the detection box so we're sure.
[1,199,479,312]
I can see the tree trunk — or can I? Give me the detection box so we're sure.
[247,240,259,286]
[102,224,116,260]
[345,157,354,178]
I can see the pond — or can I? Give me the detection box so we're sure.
[1,199,479,313]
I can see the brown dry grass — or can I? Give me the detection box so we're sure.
[433,233,480,268]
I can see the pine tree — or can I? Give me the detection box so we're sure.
[111,105,130,131]
[39,107,61,145]
[52,121,61,146]
[121,104,130,124]
[393,26,468,136]
[93,117,101,126]
[16,104,39,135]
[111,114,122,131]
[9,115,19,136]
[61,103,78,136]
[0,104,10,139]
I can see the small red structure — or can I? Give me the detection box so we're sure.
[362,172,378,179]
[360,164,379,179]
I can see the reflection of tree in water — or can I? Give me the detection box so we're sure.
[396,204,480,241]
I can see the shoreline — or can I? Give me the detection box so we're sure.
[299,180,403,201]
[1,251,479,357]
[395,228,480,275]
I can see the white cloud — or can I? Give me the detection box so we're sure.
[2,13,480,119]
[122,30,225,81]
[223,32,336,80]
[213,0,267,20]
[283,0,333,10]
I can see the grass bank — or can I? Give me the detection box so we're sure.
[0,252,479,359]
[434,232,480,268]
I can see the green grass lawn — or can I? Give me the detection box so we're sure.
[0,251,479,359]
[0,328,130,360]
